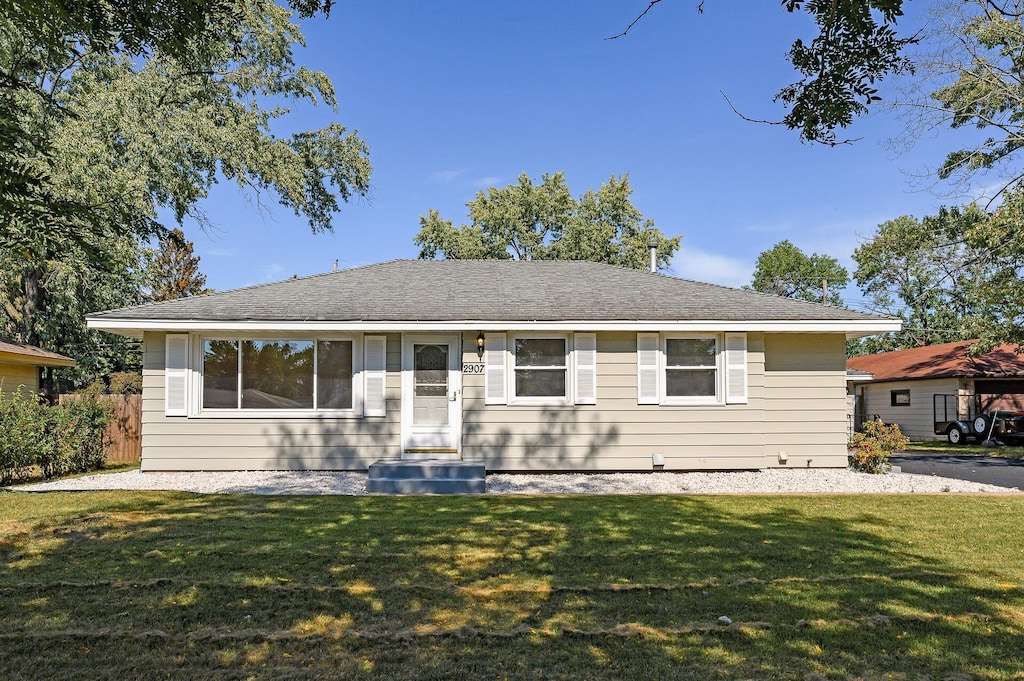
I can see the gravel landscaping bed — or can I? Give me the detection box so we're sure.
[10,467,1017,495]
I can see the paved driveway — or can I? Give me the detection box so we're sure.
[891,452,1024,490]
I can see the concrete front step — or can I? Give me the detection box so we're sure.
[367,459,486,494]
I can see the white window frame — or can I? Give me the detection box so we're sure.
[661,333,723,406]
[190,333,365,418]
[508,333,572,406]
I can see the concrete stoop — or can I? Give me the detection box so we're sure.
[366,459,486,494]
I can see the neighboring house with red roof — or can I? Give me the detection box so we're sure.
[847,340,1024,441]
[0,339,77,397]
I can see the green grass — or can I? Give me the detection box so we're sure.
[2,492,1023,680]
[905,440,1024,459]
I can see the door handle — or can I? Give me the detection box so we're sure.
[449,390,459,401]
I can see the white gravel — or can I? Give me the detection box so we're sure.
[10,467,1017,495]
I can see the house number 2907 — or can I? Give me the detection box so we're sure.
[462,363,485,374]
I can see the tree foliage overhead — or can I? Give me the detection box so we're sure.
[777,0,914,145]
[0,0,372,388]
[896,0,1024,199]
[749,240,849,305]
[0,0,340,251]
[614,0,914,145]
[145,229,209,302]
[852,197,1024,353]
[414,172,681,272]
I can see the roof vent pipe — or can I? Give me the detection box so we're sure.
[333,259,338,271]
[648,237,658,273]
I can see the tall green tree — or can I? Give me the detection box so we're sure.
[414,172,681,272]
[852,205,1002,353]
[145,229,209,302]
[0,0,335,251]
[0,0,372,385]
[749,240,849,305]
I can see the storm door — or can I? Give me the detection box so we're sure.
[401,335,461,458]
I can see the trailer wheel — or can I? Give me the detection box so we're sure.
[973,415,991,435]
[947,425,964,444]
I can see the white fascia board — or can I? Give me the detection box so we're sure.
[88,318,903,334]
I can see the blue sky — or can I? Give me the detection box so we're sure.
[183,1,965,309]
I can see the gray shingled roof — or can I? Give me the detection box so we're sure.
[88,259,891,323]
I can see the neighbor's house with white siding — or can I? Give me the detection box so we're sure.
[847,340,1024,441]
[86,260,899,472]
[0,339,76,397]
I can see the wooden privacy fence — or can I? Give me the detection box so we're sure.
[59,394,142,464]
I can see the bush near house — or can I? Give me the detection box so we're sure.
[0,392,113,484]
[849,419,910,474]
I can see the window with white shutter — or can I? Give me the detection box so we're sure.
[510,335,569,403]
[573,333,597,405]
[724,333,748,404]
[165,334,189,416]
[363,335,387,417]
[637,332,659,405]
[484,332,507,405]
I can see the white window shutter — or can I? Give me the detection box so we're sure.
[574,333,597,405]
[725,333,748,404]
[363,335,387,417]
[484,332,507,405]
[637,332,659,405]
[165,334,189,416]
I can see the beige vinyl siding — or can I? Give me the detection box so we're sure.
[140,331,401,471]
[0,363,39,396]
[461,331,772,471]
[463,331,849,471]
[139,329,855,472]
[859,377,961,441]
[762,334,848,467]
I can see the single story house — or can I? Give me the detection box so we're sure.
[87,260,899,472]
[0,339,77,397]
[846,340,1024,441]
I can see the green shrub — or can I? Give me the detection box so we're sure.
[55,396,113,473]
[0,392,46,485]
[0,392,113,483]
[849,420,910,474]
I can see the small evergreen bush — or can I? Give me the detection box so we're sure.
[849,420,910,474]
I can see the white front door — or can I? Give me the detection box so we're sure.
[401,334,462,458]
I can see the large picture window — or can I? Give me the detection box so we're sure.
[513,337,568,400]
[201,338,355,411]
[664,336,719,401]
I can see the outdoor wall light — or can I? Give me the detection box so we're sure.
[476,332,485,358]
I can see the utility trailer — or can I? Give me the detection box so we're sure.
[933,394,991,444]
[933,393,1024,444]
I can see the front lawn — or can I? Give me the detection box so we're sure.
[905,440,1024,459]
[1,492,1022,680]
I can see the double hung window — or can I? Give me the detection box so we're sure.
[664,337,719,400]
[512,337,568,401]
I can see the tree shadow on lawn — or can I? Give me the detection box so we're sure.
[1,492,1022,680]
